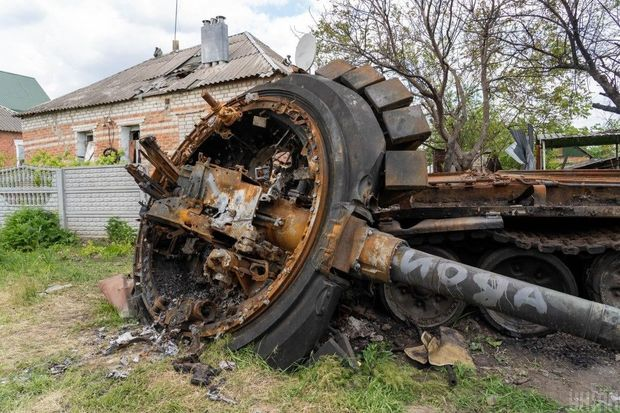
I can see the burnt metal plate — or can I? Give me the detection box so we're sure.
[364,79,413,112]
[385,150,428,189]
[383,105,431,147]
[340,65,385,91]
[315,59,355,80]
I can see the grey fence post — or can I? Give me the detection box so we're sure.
[56,168,66,228]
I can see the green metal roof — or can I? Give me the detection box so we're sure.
[538,131,620,148]
[0,70,49,112]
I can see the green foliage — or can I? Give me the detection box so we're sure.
[96,149,124,165]
[28,150,80,168]
[0,208,76,251]
[80,239,133,258]
[27,149,125,168]
[314,0,592,170]
[105,217,136,244]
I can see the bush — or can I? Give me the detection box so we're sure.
[80,240,134,258]
[105,217,136,244]
[28,149,125,167]
[0,208,76,251]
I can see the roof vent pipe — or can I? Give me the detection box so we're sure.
[201,16,229,65]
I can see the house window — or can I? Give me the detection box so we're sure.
[121,125,141,163]
[14,139,24,166]
[76,131,95,161]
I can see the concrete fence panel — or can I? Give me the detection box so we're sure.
[0,165,144,238]
[0,165,61,224]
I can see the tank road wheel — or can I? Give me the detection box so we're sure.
[379,246,467,328]
[587,251,620,309]
[478,247,578,337]
[132,73,387,368]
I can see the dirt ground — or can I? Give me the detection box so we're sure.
[461,319,620,408]
[333,288,620,410]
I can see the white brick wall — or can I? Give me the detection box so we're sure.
[0,165,144,239]
[61,166,144,238]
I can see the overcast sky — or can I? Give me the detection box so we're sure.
[0,0,614,127]
[0,0,322,99]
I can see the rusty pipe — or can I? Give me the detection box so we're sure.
[389,246,620,350]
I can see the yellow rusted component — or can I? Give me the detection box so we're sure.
[201,89,242,135]
[356,226,404,283]
[260,199,311,251]
[327,214,404,283]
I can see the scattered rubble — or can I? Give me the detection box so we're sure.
[106,369,129,380]
[404,327,474,368]
[207,387,237,405]
[49,358,73,375]
[218,360,236,371]
[102,326,161,356]
[344,316,384,342]
[41,284,72,295]
[98,275,135,318]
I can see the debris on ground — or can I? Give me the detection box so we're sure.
[106,368,129,380]
[163,340,179,356]
[171,354,237,404]
[98,274,135,318]
[404,327,474,368]
[102,326,163,356]
[344,316,384,342]
[218,360,236,371]
[172,355,221,386]
[310,331,357,369]
[41,284,73,295]
[49,358,73,375]
[207,387,237,405]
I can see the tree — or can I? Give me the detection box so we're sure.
[315,0,589,170]
[506,0,620,114]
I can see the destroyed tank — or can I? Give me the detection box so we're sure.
[128,60,620,368]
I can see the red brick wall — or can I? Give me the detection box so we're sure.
[0,131,19,167]
[20,76,280,161]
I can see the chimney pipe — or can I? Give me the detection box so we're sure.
[172,39,180,52]
[201,16,229,65]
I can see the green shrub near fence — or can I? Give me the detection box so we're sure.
[0,208,76,251]
[105,217,136,244]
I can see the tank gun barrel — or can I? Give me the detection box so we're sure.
[339,221,620,349]
[388,245,620,349]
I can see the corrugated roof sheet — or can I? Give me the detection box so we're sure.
[21,32,291,116]
[0,105,21,132]
[0,71,49,112]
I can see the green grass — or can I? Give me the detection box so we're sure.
[0,243,132,306]
[88,299,129,329]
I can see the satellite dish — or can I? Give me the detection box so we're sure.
[295,33,317,71]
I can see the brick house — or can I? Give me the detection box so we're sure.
[0,106,21,166]
[18,19,290,162]
[0,70,50,166]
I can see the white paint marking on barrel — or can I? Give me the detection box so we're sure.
[437,261,468,286]
[472,272,510,307]
[514,286,548,314]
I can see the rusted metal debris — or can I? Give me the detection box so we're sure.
[98,275,134,318]
[404,327,474,368]
[121,59,620,369]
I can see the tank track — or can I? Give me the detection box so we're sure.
[488,228,620,255]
